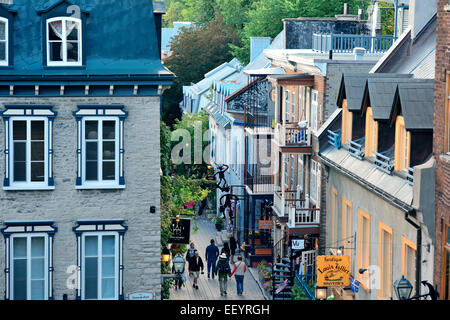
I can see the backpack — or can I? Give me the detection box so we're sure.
[218,259,230,274]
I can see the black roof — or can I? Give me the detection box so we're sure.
[392,80,435,131]
[364,75,413,120]
[337,73,411,113]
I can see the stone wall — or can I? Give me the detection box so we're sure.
[0,96,161,300]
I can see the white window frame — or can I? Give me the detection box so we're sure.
[81,117,120,188]
[298,155,304,191]
[0,17,8,66]
[285,89,290,124]
[310,159,318,203]
[9,117,49,189]
[311,90,318,132]
[10,233,49,300]
[46,17,82,66]
[81,231,120,300]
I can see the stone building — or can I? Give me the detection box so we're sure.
[0,0,173,300]
[433,0,450,300]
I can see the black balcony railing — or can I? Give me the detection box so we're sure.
[373,147,395,174]
[245,163,273,194]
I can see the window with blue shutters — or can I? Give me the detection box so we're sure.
[1,105,57,190]
[73,105,127,189]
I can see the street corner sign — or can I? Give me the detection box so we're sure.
[316,255,351,287]
[258,219,273,230]
[127,291,155,300]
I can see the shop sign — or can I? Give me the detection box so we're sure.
[169,219,191,244]
[258,220,273,230]
[316,255,351,287]
[291,239,305,250]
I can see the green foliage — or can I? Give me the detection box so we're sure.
[162,17,240,126]
[291,278,311,300]
[170,243,188,256]
[379,2,395,35]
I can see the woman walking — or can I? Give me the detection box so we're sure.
[230,255,247,295]
[215,253,231,296]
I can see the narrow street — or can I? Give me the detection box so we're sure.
[169,217,267,300]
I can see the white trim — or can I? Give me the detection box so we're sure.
[8,117,49,189]
[0,17,8,66]
[81,117,120,188]
[81,232,119,300]
[46,17,82,66]
[10,233,49,300]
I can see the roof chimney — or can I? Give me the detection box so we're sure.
[343,3,348,15]
[353,47,366,60]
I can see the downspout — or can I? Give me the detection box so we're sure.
[405,209,421,298]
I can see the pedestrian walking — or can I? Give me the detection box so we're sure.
[230,255,247,295]
[205,239,219,279]
[188,250,204,290]
[186,242,196,276]
[229,236,237,264]
[222,242,231,260]
[215,253,231,296]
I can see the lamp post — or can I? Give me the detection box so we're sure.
[315,286,327,300]
[173,254,185,274]
[393,276,439,300]
[162,247,171,264]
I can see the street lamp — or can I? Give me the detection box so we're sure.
[315,286,327,300]
[162,247,171,263]
[393,275,413,300]
[173,254,185,274]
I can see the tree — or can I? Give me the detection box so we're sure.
[162,16,240,126]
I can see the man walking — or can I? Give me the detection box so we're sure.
[230,255,247,295]
[215,253,231,296]
[188,250,204,290]
[205,239,219,279]
[186,242,196,276]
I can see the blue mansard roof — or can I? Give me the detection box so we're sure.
[0,0,174,85]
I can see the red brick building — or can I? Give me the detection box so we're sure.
[433,0,450,300]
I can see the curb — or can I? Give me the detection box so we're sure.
[247,266,270,300]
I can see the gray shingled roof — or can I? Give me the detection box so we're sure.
[366,76,413,120]
[395,81,435,131]
[338,73,411,113]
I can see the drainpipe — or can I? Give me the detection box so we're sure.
[404,209,421,298]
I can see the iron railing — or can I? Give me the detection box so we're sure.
[348,137,365,160]
[373,148,395,174]
[245,163,274,194]
[312,33,396,54]
[295,273,317,300]
[327,129,341,149]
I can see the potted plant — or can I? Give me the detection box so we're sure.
[215,217,224,231]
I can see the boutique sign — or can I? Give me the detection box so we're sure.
[316,255,351,287]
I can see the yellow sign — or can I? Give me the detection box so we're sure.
[316,255,351,287]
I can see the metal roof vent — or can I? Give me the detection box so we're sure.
[353,47,366,60]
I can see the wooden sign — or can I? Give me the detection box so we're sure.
[258,220,273,230]
[316,255,351,287]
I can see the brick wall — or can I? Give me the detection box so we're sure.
[0,96,161,300]
[433,0,450,297]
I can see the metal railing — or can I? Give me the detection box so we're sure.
[373,149,395,174]
[245,163,274,194]
[406,166,414,185]
[289,208,320,227]
[327,129,341,149]
[348,137,365,160]
[312,33,396,54]
[295,273,317,300]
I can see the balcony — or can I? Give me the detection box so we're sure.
[274,188,304,218]
[288,207,320,228]
[312,33,396,54]
[347,137,365,160]
[276,123,312,154]
[245,163,274,195]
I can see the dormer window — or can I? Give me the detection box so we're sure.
[394,115,410,171]
[365,107,378,157]
[46,17,81,66]
[0,17,8,66]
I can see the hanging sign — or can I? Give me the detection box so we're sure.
[316,255,351,287]
[291,239,305,250]
[258,220,273,230]
[169,219,191,244]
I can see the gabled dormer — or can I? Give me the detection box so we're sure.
[0,4,17,67]
[37,0,90,67]
[390,80,434,176]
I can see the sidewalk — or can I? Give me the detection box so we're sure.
[169,217,267,300]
